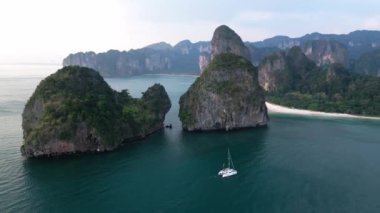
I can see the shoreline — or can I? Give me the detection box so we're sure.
[266,102,380,120]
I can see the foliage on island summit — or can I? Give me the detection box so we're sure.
[22,66,171,156]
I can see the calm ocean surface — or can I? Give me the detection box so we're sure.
[1,65,380,213]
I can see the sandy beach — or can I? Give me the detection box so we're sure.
[266,102,380,120]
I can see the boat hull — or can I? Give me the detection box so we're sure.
[218,168,237,177]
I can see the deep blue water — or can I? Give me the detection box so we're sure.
[0,66,380,212]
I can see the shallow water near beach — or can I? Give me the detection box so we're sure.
[1,66,380,212]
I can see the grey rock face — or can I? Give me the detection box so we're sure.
[258,52,287,91]
[198,52,210,74]
[211,25,251,61]
[258,47,317,93]
[63,42,203,76]
[174,40,193,55]
[301,40,349,67]
[253,30,380,60]
[179,25,268,131]
[63,51,97,70]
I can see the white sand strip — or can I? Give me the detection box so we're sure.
[266,102,380,120]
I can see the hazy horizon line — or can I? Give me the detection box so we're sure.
[2,27,379,65]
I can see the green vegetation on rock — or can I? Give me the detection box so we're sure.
[260,48,380,116]
[179,53,268,131]
[206,53,256,73]
[354,49,380,77]
[22,66,171,157]
[179,25,268,131]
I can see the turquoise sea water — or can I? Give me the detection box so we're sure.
[1,66,380,212]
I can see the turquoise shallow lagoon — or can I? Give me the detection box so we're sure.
[1,67,380,212]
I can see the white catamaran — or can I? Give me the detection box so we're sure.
[218,148,237,178]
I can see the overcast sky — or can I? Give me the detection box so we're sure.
[0,0,379,64]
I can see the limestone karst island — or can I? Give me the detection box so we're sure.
[179,25,268,131]
[21,66,171,157]
[2,0,380,211]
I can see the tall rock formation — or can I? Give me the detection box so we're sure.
[179,25,268,131]
[258,51,287,91]
[258,47,317,92]
[301,40,349,67]
[21,66,171,157]
[210,25,251,61]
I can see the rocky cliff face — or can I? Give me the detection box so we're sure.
[179,25,268,131]
[253,30,380,60]
[245,44,280,66]
[258,52,287,91]
[174,40,193,55]
[21,66,171,157]
[198,52,210,74]
[211,25,251,61]
[63,49,174,77]
[258,47,317,92]
[301,40,349,67]
[63,42,208,77]
[354,49,380,77]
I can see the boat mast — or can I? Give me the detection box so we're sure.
[228,148,235,169]
[227,148,231,168]
[230,155,235,169]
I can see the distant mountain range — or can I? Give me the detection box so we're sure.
[63,30,380,77]
[252,30,380,59]
[63,40,210,77]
